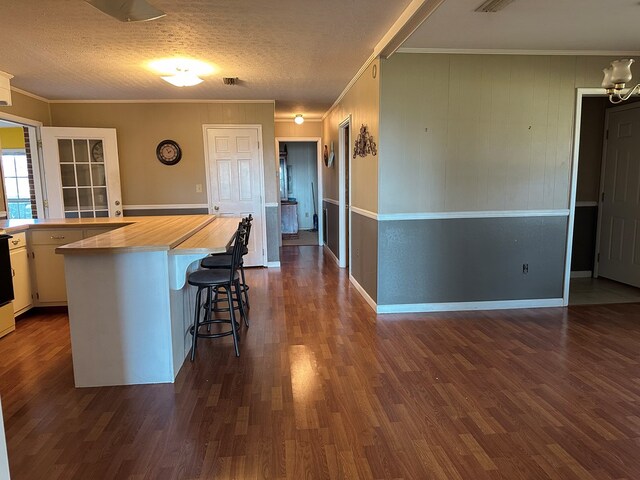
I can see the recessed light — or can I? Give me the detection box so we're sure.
[294,114,304,125]
[148,58,215,87]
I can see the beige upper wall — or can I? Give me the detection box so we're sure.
[0,91,51,125]
[275,121,322,138]
[322,59,379,212]
[379,53,626,214]
[50,102,277,206]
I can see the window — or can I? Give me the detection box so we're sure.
[2,153,32,219]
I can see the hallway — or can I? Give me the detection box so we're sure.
[1,247,640,479]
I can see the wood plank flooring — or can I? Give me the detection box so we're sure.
[2,246,640,479]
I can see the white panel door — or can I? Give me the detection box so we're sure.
[598,105,640,287]
[205,127,264,266]
[41,127,122,218]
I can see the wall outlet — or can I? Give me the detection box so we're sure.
[195,184,203,193]
[522,263,529,274]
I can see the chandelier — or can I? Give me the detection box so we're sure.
[602,59,640,104]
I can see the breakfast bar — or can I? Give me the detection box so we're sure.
[53,215,240,387]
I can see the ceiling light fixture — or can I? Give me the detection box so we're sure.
[602,59,640,104]
[86,0,166,22]
[149,58,215,87]
[161,68,203,87]
[294,114,304,125]
[474,0,514,13]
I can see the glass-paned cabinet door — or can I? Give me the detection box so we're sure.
[41,128,122,219]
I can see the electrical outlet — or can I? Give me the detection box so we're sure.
[522,263,529,274]
[195,184,203,193]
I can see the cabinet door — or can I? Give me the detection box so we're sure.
[41,127,122,219]
[10,248,32,315]
[32,245,67,304]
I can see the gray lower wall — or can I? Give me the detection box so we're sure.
[265,205,280,263]
[571,206,598,272]
[377,216,568,305]
[351,212,378,302]
[323,201,339,259]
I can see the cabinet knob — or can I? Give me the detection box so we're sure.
[214,206,220,211]
[11,240,19,245]
[50,236,65,240]
[115,210,122,216]
[115,200,121,206]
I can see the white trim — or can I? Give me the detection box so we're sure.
[396,47,640,56]
[571,271,593,278]
[338,115,352,270]
[323,55,377,120]
[323,243,340,266]
[266,261,281,268]
[202,124,268,267]
[350,206,378,220]
[0,211,6,219]
[10,86,49,103]
[0,71,13,80]
[376,0,445,58]
[265,202,279,208]
[376,298,565,314]
[48,99,276,105]
[276,137,323,246]
[323,198,340,206]
[576,201,598,208]
[0,112,43,128]
[123,203,209,210]
[349,274,377,313]
[274,117,322,123]
[378,209,569,221]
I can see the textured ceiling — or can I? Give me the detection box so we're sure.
[404,0,640,52]
[0,0,412,117]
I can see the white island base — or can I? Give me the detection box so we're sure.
[58,215,239,387]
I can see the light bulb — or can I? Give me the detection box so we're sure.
[294,114,304,125]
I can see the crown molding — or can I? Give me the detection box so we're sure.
[48,98,276,105]
[10,86,49,103]
[396,47,640,56]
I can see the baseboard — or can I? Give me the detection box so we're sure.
[349,274,377,312]
[376,298,565,314]
[323,244,340,266]
[266,261,281,268]
[571,270,593,278]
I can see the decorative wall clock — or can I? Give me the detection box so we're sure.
[156,139,182,165]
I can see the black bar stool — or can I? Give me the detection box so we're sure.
[188,223,246,359]
[201,215,252,311]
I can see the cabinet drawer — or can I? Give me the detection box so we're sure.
[8,232,27,250]
[30,229,83,245]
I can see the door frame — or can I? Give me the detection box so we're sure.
[594,101,640,280]
[275,137,323,246]
[202,124,267,267]
[0,112,45,219]
[338,115,352,270]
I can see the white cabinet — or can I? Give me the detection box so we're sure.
[30,229,83,305]
[9,232,32,316]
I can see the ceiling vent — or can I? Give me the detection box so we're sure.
[475,0,514,13]
[0,71,13,107]
[223,77,239,86]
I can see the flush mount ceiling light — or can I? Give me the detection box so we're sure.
[294,114,304,125]
[86,0,166,22]
[474,0,514,13]
[149,58,215,87]
[602,59,640,104]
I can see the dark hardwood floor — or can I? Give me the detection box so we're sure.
[1,246,640,479]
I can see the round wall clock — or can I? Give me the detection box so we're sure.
[156,139,182,165]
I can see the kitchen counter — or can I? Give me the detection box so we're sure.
[39,214,243,388]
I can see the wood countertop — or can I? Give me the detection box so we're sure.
[1,215,242,255]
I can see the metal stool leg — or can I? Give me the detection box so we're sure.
[227,287,240,357]
[235,278,249,327]
[190,287,204,361]
[240,263,249,308]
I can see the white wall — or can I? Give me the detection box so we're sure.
[283,142,318,230]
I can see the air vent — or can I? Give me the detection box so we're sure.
[223,77,239,86]
[475,0,514,12]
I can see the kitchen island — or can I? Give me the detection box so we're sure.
[3,215,240,388]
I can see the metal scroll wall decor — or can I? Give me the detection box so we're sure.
[353,124,377,158]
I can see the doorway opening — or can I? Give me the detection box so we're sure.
[338,117,351,270]
[275,137,323,247]
[567,93,640,306]
[0,119,42,220]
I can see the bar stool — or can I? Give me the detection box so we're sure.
[201,215,252,310]
[188,223,246,359]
